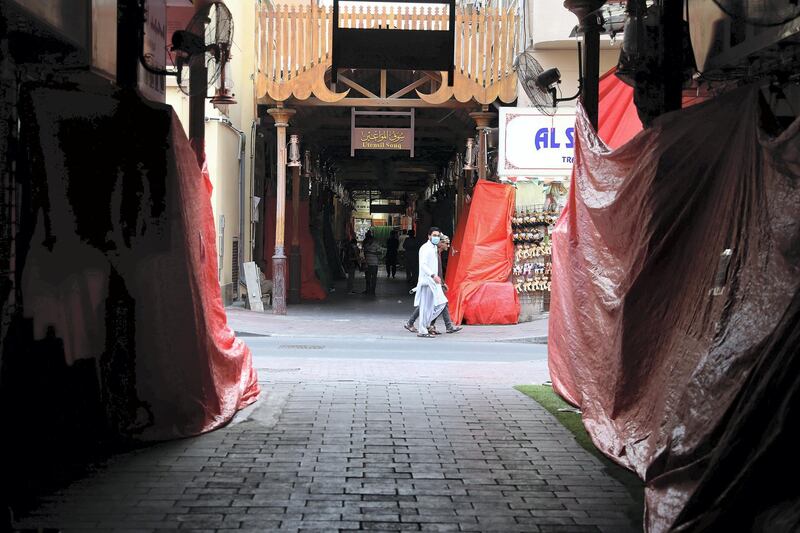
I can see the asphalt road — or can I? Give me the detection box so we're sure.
[244,335,548,362]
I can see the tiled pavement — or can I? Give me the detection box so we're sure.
[16,383,640,532]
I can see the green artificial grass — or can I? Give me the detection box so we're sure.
[515,384,645,530]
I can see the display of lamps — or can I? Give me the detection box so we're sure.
[463,138,476,171]
[287,134,301,167]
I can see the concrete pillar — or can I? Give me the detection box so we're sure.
[662,0,685,115]
[189,0,216,166]
[564,0,605,130]
[267,105,296,315]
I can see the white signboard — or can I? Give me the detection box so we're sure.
[498,108,576,178]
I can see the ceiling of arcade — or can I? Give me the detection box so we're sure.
[255,1,520,196]
[261,69,492,194]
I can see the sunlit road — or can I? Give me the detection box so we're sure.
[243,336,550,385]
[244,335,547,362]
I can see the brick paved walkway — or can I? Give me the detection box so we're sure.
[16,382,640,532]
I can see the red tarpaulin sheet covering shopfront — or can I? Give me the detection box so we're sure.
[20,86,260,440]
[445,180,519,325]
[598,67,710,149]
[597,68,645,149]
[549,86,800,531]
[262,198,327,301]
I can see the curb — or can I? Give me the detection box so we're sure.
[497,336,548,345]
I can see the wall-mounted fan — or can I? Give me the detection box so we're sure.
[514,46,582,115]
[515,51,556,116]
[139,1,235,103]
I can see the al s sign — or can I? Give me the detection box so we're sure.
[498,109,576,176]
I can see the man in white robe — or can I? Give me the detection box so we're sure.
[414,227,448,337]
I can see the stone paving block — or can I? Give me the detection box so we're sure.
[418,524,462,532]
[15,382,639,532]
[281,519,360,530]
[361,521,422,531]
[216,526,282,532]
[537,526,601,533]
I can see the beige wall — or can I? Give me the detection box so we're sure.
[166,0,258,304]
[517,47,621,109]
[517,0,623,109]
[526,0,621,50]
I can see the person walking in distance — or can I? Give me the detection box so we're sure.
[403,234,462,334]
[413,227,448,338]
[362,231,380,295]
[428,234,461,334]
[398,230,409,254]
[403,229,420,284]
[386,230,400,279]
[345,237,360,294]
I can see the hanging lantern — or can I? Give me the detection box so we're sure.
[287,135,301,167]
[481,130,489,173]
[463,138,476,171]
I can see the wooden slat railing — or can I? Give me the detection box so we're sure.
[259,5,519,89]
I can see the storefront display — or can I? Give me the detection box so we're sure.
[508,180,568,321]
[512,207,555,295]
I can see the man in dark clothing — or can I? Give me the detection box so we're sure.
[402,229,420,285]
[345,237,360,294]
[386,230,400,278]
[362,231,380,295]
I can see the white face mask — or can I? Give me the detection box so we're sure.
[431,236,440,245]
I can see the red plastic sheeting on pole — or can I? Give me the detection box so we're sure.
[597,68,646,149]
[549,86,800,531]
[20,86,259,440]
[445,180,518,325]
[263,197,327,300]
[597,67,711,150]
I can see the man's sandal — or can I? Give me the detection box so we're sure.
[404,323,417,333]
[446,327,463,334]
[417,333,435,338]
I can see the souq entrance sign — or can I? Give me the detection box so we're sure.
[352,128,413,151]
[498,108,576,177]
[351,108,415,157]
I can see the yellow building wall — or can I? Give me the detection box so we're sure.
[166,0,258,304]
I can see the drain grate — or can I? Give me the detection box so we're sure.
[278,344,324,350]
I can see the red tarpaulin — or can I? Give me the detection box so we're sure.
[598,67,711,149]
[445,180,519,325]
[597,68,646,149]
[262,198,327,301]
[549,86,800,531]
[20,86,260,440]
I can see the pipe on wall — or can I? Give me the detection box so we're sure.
[249,118,258,274]
[205,116,246,300]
